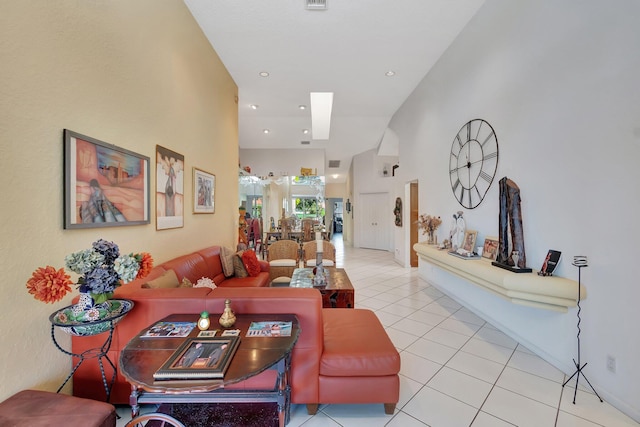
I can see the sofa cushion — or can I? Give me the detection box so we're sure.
[241,250,261,277]
[270,259,297,267]
[142,270,179,289]
[320,309,400,377]
[220,246,236,277]
[233,253,249,278]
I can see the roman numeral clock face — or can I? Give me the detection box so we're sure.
[449,119,499,209]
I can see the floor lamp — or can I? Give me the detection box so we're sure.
[562,256,603,404]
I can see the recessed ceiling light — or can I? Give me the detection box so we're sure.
[385,71,396,77]
[250,104,259,110]
[299,105,307,110]
[263,129,270,134]
[259,71,270,77]
[332,174,339,179]
[302,129,309,134]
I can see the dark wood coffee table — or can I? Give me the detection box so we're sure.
[120,313,299,427]
[289,267,354,308]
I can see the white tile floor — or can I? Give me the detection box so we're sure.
[117,236,639,426]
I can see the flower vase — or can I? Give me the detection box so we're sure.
[71,292,111,323]
[428,230,435,245]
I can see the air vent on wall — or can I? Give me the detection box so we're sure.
[328,160,340,168]
[306,0,327,10]
[301,140,311,145]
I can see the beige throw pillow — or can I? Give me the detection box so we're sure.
[220,246,236,277]
[142,270,179,289]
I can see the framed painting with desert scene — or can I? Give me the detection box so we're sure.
[64,129,150,229]
[156,145,184,230]
[482,236,499,260]
[193,167,215,214]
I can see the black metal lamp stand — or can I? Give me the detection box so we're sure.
[562,256,603,404]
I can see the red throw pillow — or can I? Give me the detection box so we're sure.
[241,250,261,277]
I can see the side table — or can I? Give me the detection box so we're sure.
[49,299,133,402]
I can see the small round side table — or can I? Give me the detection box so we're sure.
[49,299,133,402]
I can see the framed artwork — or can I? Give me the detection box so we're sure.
[64,129,150,229]
[193,167,215,214]
[462,229,478,252]
[156,145,184,230]
[153,336,240,380]
[482,236,499,260]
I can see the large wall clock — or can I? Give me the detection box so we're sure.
[449,119,499,209]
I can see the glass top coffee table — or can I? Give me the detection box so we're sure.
[120,313,299,426]
[289,267,354,308]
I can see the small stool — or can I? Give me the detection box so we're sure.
[0,390,116,427]
[270,276,291,287]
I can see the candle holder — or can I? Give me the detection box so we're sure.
[562,256,603,404]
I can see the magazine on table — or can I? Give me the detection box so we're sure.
[246,321,292,337]
[153,336,240,380]
[141,321,196,338]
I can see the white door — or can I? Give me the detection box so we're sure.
[360,192,390,250]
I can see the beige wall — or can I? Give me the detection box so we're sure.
[0,0,238,399]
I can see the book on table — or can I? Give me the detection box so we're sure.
[153,336,240,380]
[246,321,292,337]
[141,321,196,338]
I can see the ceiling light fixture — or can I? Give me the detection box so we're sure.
[332,174,339,179]
[302,129,309,134]
[385,70,396,77]
[259,71,269,77]
[250,104,258,110]
[263,129,270,134]
[299,105,307,110]
[310,92,333,140]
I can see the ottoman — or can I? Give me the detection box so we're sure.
[0,390,116,427]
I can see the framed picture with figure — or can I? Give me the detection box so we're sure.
[193,168,215,214]
[462,230,478,253]
[156,145,184,230]
[482,237,499,260]
[64,129,150,229]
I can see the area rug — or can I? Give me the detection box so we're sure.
[153,402,279,427]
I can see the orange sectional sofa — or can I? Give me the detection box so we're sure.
[71,246,400,415]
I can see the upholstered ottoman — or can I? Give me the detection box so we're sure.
[309,308,401,415]
[0,390,116,427]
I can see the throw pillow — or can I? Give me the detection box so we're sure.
[142,270,179,289]
[194,277,216,289]
[233,252,249,278]
[242,250,261,277]
[220,246,235,277]
[179,277,193,288]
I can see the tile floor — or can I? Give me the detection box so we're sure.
[117,235,638,426]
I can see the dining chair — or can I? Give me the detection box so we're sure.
[302,240,336,267]
[266,239,300,281]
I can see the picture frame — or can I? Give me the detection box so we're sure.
[64,129,150,229]
[156,145,184,230]
[193,167,215,214]
[153,336,240,380]
[462,229,478,253]
[482,236,499,260]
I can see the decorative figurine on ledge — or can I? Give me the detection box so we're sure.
[492,177,532,273]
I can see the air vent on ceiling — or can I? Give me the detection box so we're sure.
[305,0,327,10]
[301,140,311,145]
[328,160,340,168]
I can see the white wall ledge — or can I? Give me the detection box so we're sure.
[414,243,584,312]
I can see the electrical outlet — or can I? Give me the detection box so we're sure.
[606,355,616,373]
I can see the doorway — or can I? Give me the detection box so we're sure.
[410,182,418,267]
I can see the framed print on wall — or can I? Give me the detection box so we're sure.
[156,145,184,230]
[64,129,150,229]
[193,167,215,214]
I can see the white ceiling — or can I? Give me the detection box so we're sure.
[184,0,485,183]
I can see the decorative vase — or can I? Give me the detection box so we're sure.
[428,230,435,245]
[219,299,236,328]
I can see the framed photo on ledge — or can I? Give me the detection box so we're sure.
[193,167,215,214]
[63,129,150,229]
[462,230,478,253]
[482,236,499,260]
